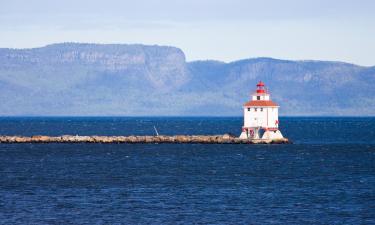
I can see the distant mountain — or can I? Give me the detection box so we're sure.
[0,43,374,116]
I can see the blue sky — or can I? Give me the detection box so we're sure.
[1,0,374,66]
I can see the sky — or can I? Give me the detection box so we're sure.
[0,0,374,66]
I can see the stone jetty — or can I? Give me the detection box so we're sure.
[0,134,290,144]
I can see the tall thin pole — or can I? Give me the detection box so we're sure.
[153,126,159,136]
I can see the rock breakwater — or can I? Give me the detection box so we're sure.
[0,135,290,144]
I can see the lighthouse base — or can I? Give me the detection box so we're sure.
[239,128,284,141]
[239,127,261,140]
[239,131,248,139]
[261,130,284,140]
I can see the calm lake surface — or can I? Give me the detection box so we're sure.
[0,117,374,224]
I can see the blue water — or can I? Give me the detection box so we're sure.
[0,117,374,224]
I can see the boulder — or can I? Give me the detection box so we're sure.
[31,135,51,142]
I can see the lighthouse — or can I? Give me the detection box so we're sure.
[239,81,284,140]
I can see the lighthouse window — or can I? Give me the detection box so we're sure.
[255,108,257,112]
[260,108,263,111]
[247,108,250,111]
[257,96,260,100]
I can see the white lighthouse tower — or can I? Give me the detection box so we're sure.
[239,81,284,140]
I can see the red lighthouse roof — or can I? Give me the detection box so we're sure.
[244,100,278,107]
[257,81,265,87]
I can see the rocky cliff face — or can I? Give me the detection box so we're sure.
[0,43,373,116]
[186,58,375,115]
[0,43,188,91]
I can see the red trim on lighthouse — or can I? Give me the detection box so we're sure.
[244,100,278,107]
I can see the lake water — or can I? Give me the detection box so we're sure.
[0,117,374,224]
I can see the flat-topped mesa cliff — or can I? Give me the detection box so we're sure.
[0,135,290,144]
